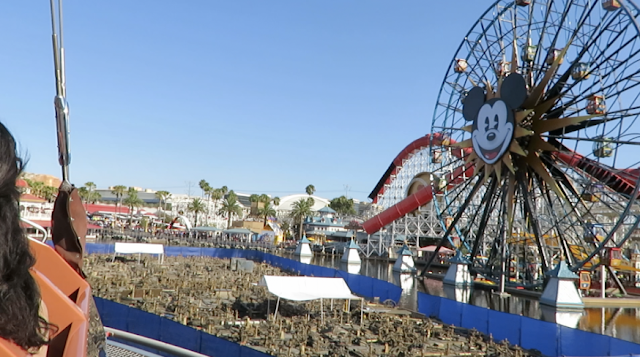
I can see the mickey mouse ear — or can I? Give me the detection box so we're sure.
[501,73,527,109]
[462,87,486,122]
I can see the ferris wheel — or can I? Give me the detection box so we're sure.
[425,0,640,283]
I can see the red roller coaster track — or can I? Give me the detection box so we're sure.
[363,135,640,235]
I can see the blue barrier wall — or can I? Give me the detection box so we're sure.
[95,297,270,357]
[85,243,640,356]
[417,292,640,357]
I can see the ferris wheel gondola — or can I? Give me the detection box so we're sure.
[424,0,640,285]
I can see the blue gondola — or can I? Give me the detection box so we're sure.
[572,62,591,80]
[593,136,614,158]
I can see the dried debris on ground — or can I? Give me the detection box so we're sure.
[85,255,542,357]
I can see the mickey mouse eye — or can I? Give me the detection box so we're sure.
[484,117,490,132]
[493,115,499,130]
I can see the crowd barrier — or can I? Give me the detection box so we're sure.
[95,297,270,357]
[418,292,640,357]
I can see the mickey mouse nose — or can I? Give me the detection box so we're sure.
[487,132,496,141]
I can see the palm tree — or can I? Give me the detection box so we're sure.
[199,179,210,198]
[280,221,291,240]
[220,186,228,196]
[83,182,101,203]
[188,198,207,227]
[123,187,143,225]
[78,181,102,203]
[258,202,276,227]
[41,185,57,202]
[249,194,260,217]
[85,181,96,192]
[78,187,89,201]
[111,185,127,214]
[290,198,313,239]
[210,188,223,220]
[305,184,315,196]
[259,194,270,204]
[219,192,242,228]
[155,190,171,210]
[272,196,280,206]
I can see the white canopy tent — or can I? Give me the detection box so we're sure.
[259,275,363,324]
[113,242,165,263]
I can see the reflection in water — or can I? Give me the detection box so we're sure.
[299,255,312,265]
[540,306,583,328]
[392,272,418,311]
[443,284,472,304]
[341,262,361,275]
[295,254,640,343]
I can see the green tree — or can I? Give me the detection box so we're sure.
[305,184,315,196]
[199,179,210,198]
[111,185,127,214]
[249,194,260,217]
[78,187,89,201]
[329,195,356,216]
[155,190,171,210]
[188,198,207,227]
[219,191,243,228]
[85,181,96,192]
[123,187,143,224]
[272,196,281,206]
[220,186,228,196]
[210,188,223,219]
[280,221,291,240]
[259,194,270,204]
[41,185,57,202]
[83,182,101,203]
[258,202,276,227]
[30,181,44,198]
[290,197,313,239]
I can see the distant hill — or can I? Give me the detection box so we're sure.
[23,173,61,188]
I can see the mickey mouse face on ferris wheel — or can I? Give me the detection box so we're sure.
[462,73,528,165]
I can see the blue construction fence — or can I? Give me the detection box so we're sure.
[95,297,269,357]
[418,293,640,357]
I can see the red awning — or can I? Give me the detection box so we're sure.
[20,194,46,203]
[84,204,130,214]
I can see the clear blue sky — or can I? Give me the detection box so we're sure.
[0,1,491,201]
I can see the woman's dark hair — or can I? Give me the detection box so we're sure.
[0,123,56,351]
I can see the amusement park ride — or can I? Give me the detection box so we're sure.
[5,0,640,355]
[363,0,640,297]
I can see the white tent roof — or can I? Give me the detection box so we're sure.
[259,275,361,301]
[115,242,164,255]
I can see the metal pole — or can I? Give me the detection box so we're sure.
[601,264,606,299]
[274,297,281,321]
[49,0,71,182]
